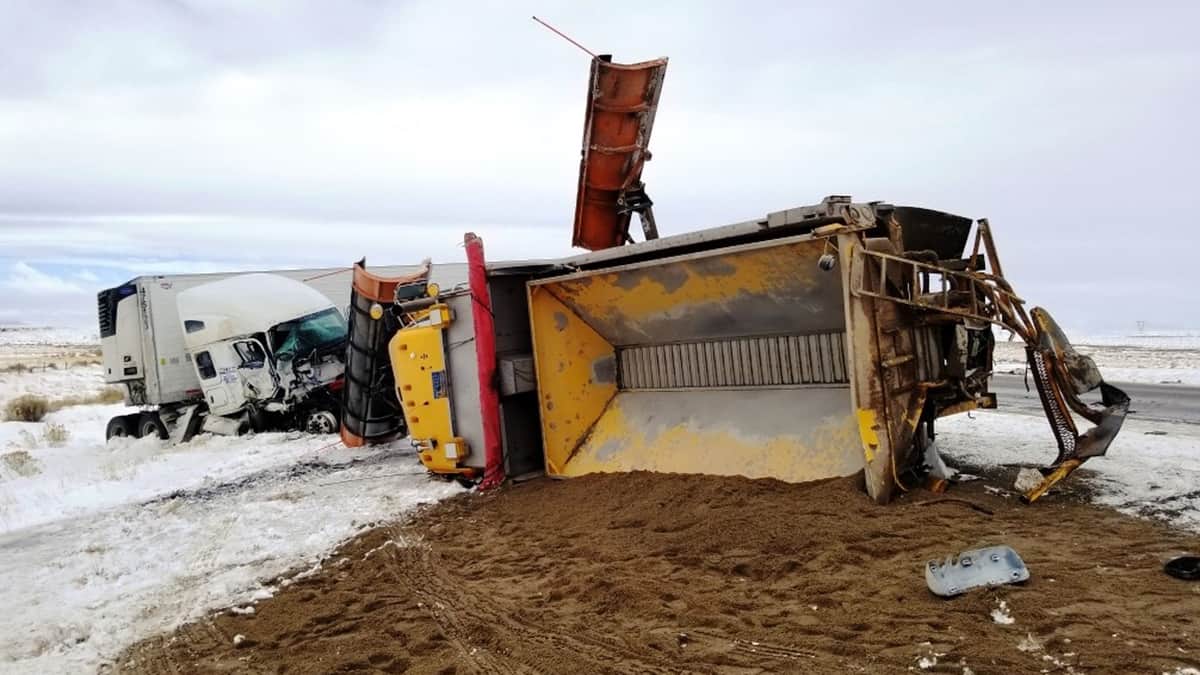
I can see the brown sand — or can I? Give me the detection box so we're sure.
[117,470,1200,674]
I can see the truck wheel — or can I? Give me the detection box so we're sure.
[303,409,339,435]
[138,412,168,440]
[105,415,135,440]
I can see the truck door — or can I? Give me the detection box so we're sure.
[232,338,277,402]
[193,344,245,416]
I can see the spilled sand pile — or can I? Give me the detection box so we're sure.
[117,471,1200,674]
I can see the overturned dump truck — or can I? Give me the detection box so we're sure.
[366,196,1128,503]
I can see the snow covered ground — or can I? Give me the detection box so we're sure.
[0,380,459,672]
[0,363,110,409]
[939,411,1200,533]
[0,326,100,348]
[993,330,1200,385]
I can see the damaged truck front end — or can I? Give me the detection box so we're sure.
[836,202,1131,503]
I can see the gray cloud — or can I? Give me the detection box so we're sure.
[1,0,1197,331]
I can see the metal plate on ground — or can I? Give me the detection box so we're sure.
[925,545,1029,597]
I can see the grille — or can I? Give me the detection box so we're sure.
[618,332,848,390]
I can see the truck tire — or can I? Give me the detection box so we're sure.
[303,409,339,435]
[138,412,168,440]
[105,415,135,440]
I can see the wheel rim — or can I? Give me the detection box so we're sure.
[305,411,337,434]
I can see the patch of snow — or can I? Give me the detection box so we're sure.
[939,411,1200,532]
[0,385,460,673]
[0,364,111,409]
[1012,467,1043,493]
[1,403,375,534]
[0,326,99,348]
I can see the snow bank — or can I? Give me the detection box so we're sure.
[938,411,1200,532]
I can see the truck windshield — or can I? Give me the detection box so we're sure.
[270,308,346,361]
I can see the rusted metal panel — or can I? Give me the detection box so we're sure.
[537,236,846,347]
[573,56,668,251]
[616,332,849,390]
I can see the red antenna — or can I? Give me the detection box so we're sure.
[531,15,598,59]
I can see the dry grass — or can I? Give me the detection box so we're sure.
[42,422,70,446]
[0,450,40,477]
[50,388,124,410]
[4,394,49,422]
[3,388,125,422]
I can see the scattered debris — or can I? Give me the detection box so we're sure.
[1017,632,1044,653]
[990,599,1015,625]
[232,634,247,647]
[925,545,1030,597]
[914,642,946,671]
[1014,467,1045,493]
[1164,556,1200,580]
[229,605,255,616]
[923,436,958,481]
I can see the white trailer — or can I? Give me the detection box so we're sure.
[98,263,467,440]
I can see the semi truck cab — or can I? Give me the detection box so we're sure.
[99,273,348,441]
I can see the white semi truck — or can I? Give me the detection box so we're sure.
[97,264,461,442]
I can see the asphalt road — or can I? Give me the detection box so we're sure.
[990,373,1200,426]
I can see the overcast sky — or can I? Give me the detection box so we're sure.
[1,0,1197,331]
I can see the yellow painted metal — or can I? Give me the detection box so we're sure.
[388,304,468,474]
[529,235,863,484]
[838,233,895,503]
[1021,458,1081,504]
[855,408,881,463]
[560,390,862,482]
[528,285,618,475]
[543,239,839,345]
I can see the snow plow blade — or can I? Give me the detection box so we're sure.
[573,56,668,250]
